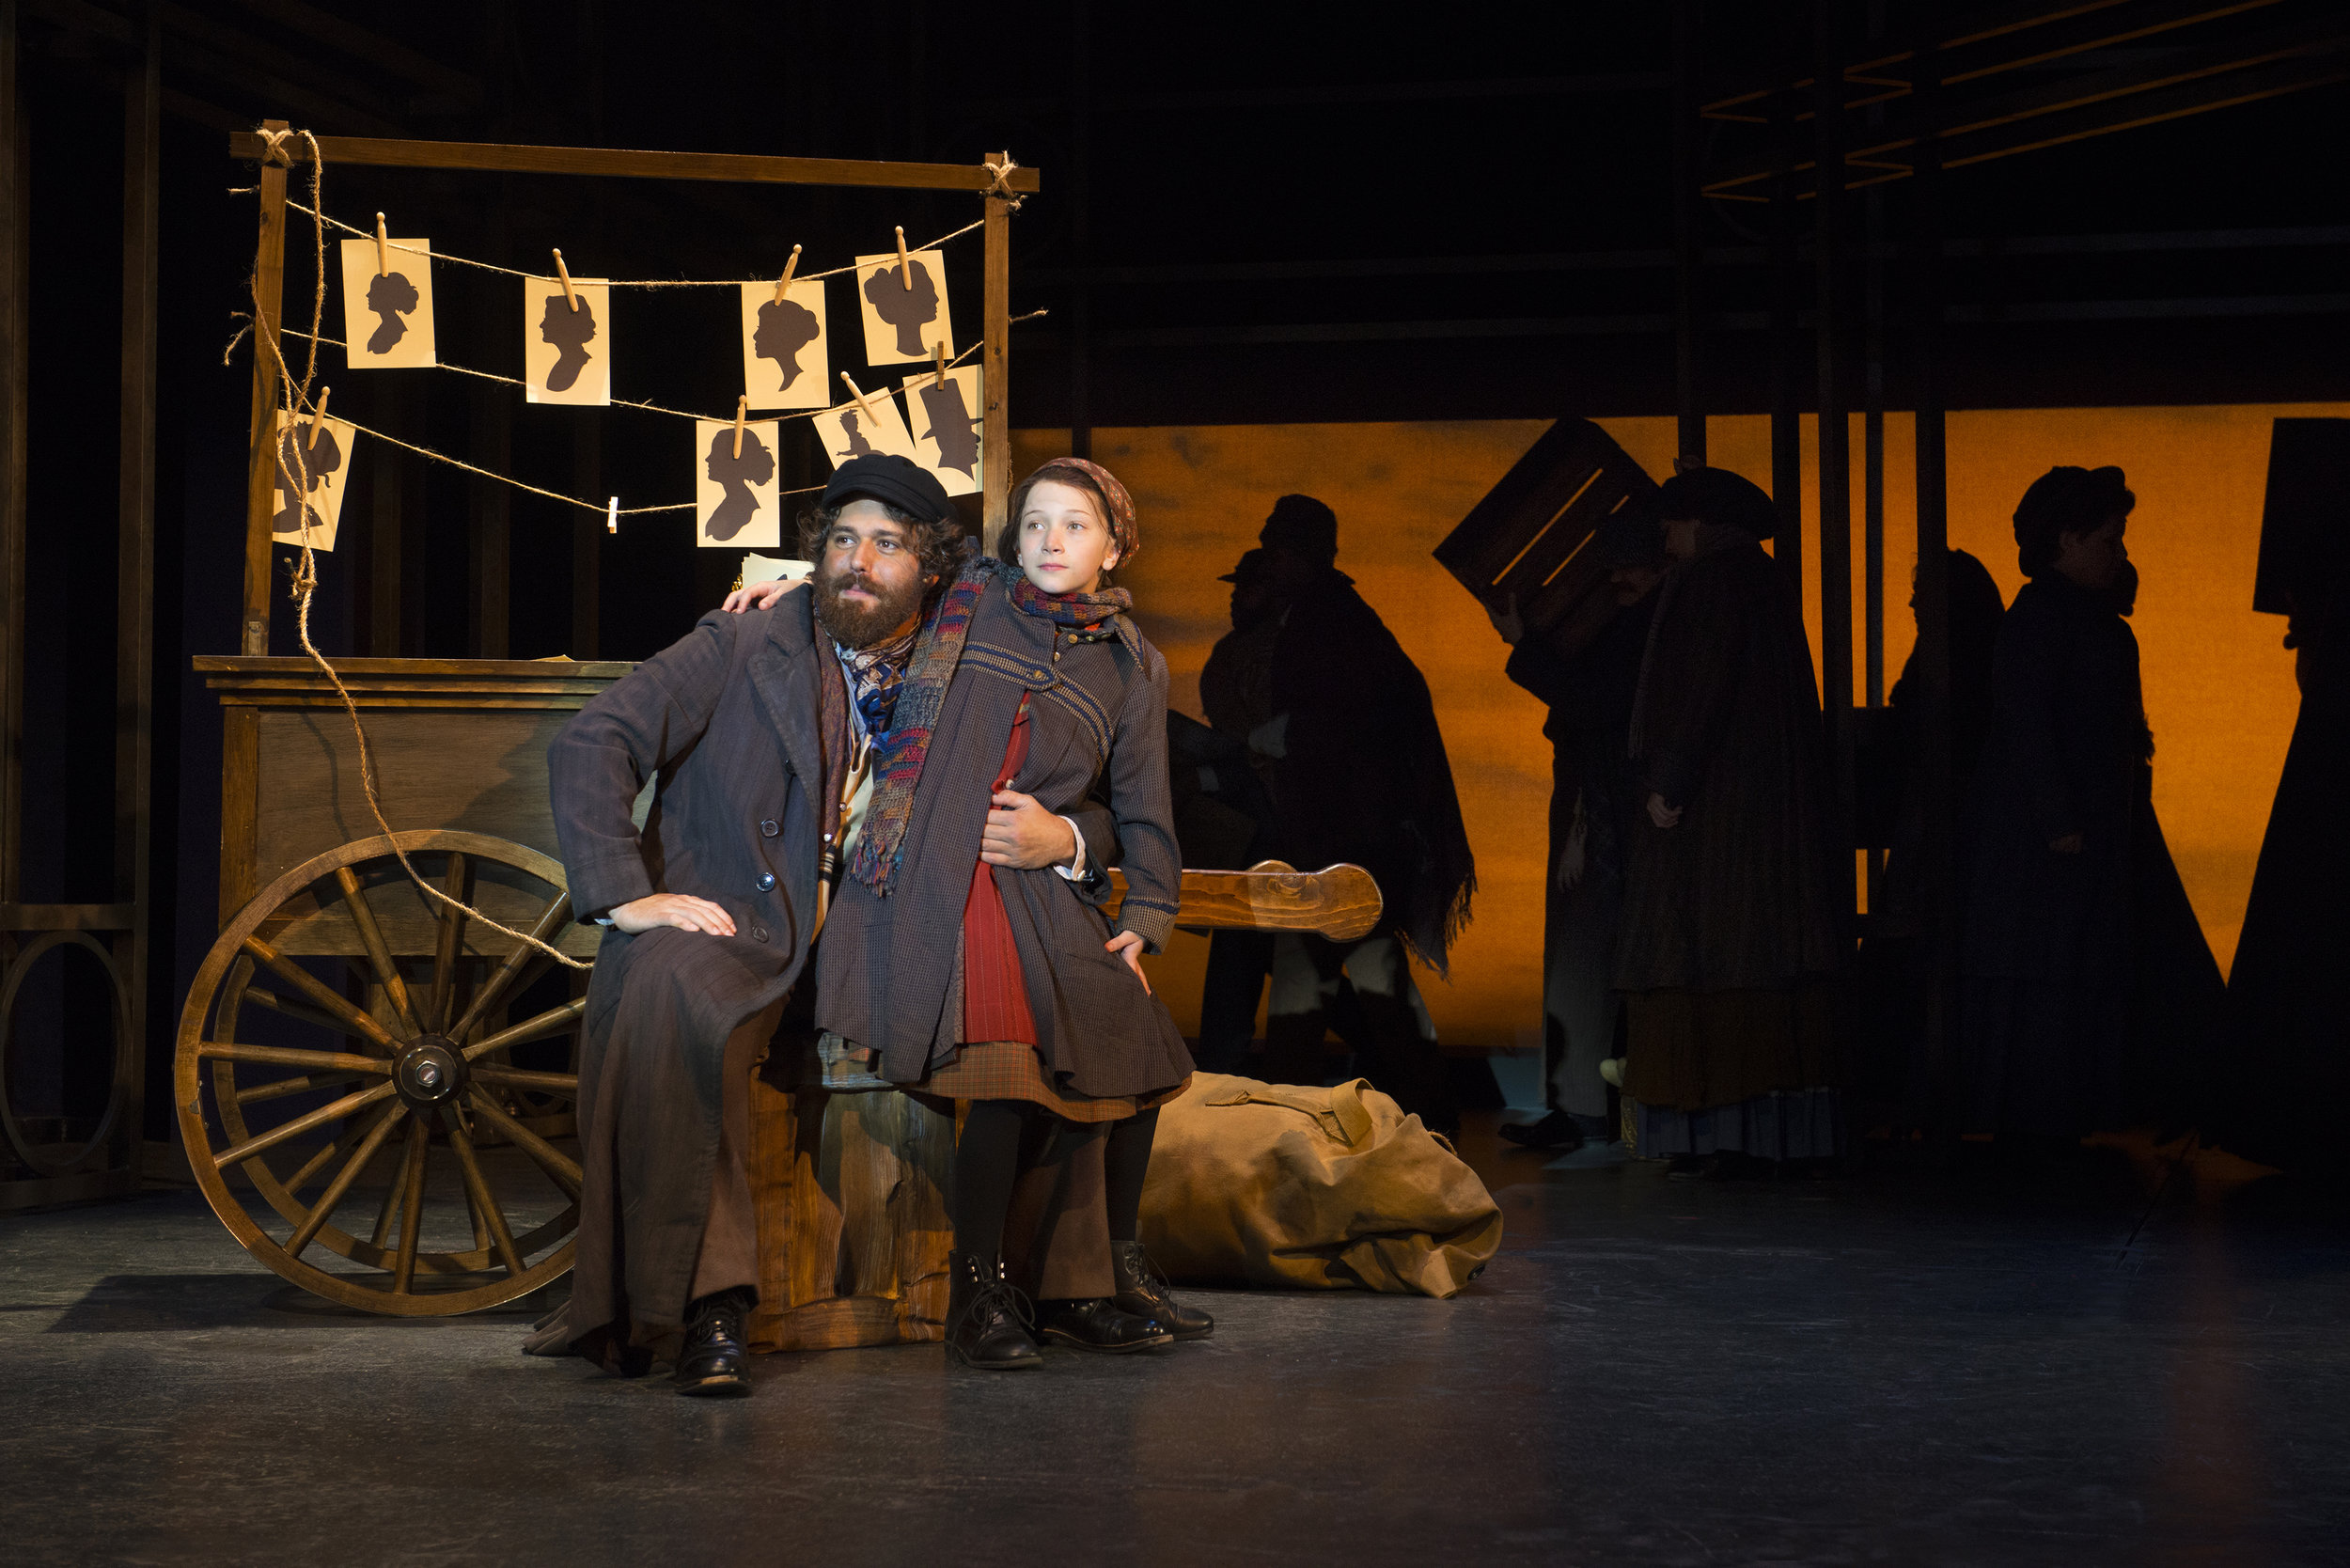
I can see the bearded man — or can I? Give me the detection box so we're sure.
[543,456,1115,1396]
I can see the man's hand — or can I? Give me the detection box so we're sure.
[2049,833,2084,855]
[980,790,1078,869]
[1247,712,1290,760]
[607,893,736,936]
[721,576,807,614]
[1106,930,1152,994]
[1647,792,1684,830]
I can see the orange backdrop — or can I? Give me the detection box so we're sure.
[1014,403,2340,1048]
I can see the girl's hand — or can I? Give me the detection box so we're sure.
[720,576,807,614]
[1105,930,1152,994]
[607,894,736,936]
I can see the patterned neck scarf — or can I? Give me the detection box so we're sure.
[833,625,917,739]
[1008,572,1132,633]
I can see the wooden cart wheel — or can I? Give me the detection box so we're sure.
[176,830,594,1316]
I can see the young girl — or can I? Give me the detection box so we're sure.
[753,458,1209,1368]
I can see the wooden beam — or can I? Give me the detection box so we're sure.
[0,903,137,932]
[224,131,1042,194]
[0,0,23,905]
[117,0,159,1171]
[241,119,290,657]
[982,155,1012,549]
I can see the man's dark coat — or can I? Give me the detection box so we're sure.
[547,593,1116,1354]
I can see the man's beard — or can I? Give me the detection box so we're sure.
[813,559,927,649]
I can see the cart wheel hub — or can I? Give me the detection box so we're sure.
[395,1036,468,1109]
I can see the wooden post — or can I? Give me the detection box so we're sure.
[1812,1,1857,924]
[0,0,25,905]
[1671,0,1706,465]
[1766,14,1802,586]
[1910,31,1958,1141]
[242,119,290,657]
[571,421,601,658]
[368,384,403,656]
[982,152,1011,550]
[116,1,160,1159]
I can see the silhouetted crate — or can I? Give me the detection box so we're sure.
[1433,418,1659,650]
[2256,417,2350,617]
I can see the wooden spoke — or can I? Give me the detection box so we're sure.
[470,1065,580,1096]
[333,865,422,1037]
[235,1070,365,1107]
[286,1104,409,1261]
[368,1153,404,1247]
[465,1089,583,1198]
[463,997,587,1063]
[281,1104,396,1194]
[241,935,401,1052]
[390,1114,430,1294]
[214,1079,398,1168]
[240,986,359,1037]
[440,1106,525,1277]
[197,1041,392,1076]
[446,890,573,1043]
[430,852,468,1032]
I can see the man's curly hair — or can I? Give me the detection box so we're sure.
[795,497,970,590]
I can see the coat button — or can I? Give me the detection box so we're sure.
[756,872,776,891]
[750,925,769,943]
[760,819,779,838]
[1032,668,1046,680]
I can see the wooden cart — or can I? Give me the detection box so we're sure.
[176,653,1379,1328]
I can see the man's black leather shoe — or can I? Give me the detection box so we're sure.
[946,1250,1042,1371]
[1498,1110,1588,1152]
[1110,1241,1213,1340]
[674,1288,753,1398]
[1035,1295,1173,1354]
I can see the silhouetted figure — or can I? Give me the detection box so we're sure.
[1856,550,2007,1104]
[864,258,941,357]
[701,426,775,542]
[1961,465,2221,1145]
[272,422,343,533]
[2214,423,2350,1172]
[916,379,979,478]
[838,410,876,459]
[539,293,598,392]
[364,270,419,354]
[1615,468,1844,1174]
[1493,512,1671,1154]
[751,295,822,392]
[1243,495,1478,1135]
[1196,547,1291,1073]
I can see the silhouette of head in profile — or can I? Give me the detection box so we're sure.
[702,426,776,542]
[273,423,343,533]
[363,270,419,355]
[863,257,940,357]
[914,380,979,478]
[752,295,822,391]
[539,292,598,392]
[838,409,877,459]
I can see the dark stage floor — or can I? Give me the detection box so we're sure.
[4,1118,2345,1567]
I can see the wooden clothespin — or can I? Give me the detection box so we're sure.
[895,226,915,290]
[733,395,748,459]
[606,495,619,534]
[838,372,877,420]
[773,243,802,305]
[373,213,389,275]
[553,249,580,311]
[932,340,949,388]
[306,385,332,449]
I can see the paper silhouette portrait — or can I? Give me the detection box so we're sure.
[811,388,917,470]
[907,365,983,496]
[854,250,954,366]
[695,417,782,548]
[523,276,611,405]
[741,554,814,587]
[337,236,436,368]
[738,280,829,411]
[270,409,355,552]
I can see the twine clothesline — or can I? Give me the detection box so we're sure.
[281,198,986,290]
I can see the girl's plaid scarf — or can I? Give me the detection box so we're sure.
[847,551,1138,896]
